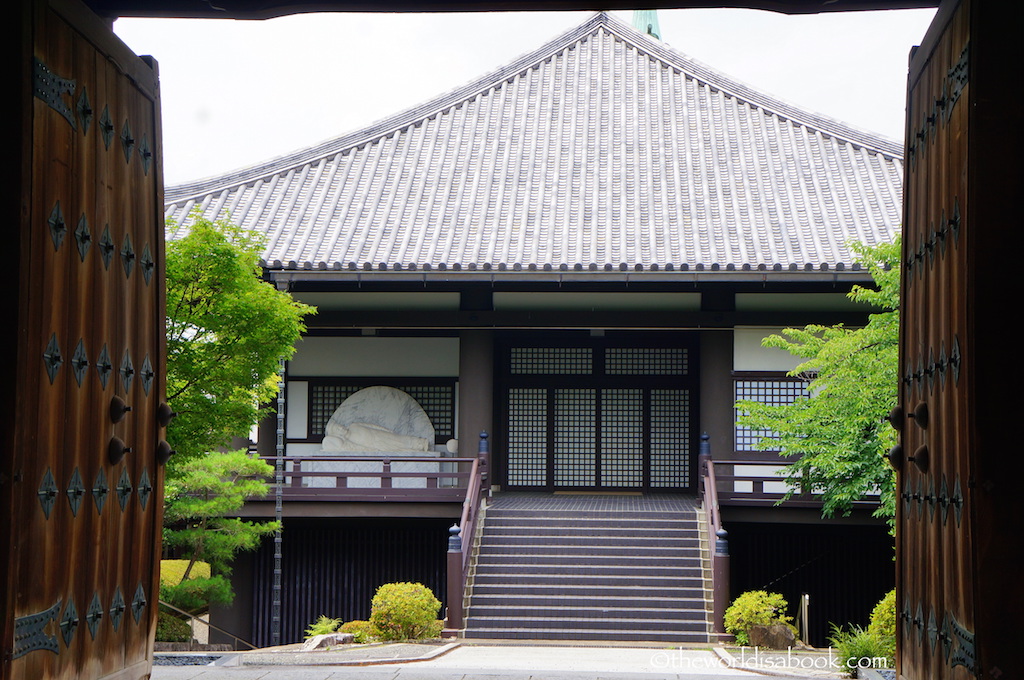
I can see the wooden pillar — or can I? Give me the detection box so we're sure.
[699,329,734,462]
[457,330,494,482]
[256,409,278,459]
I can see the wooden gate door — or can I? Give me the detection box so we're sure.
[2,0,166,678]
[897,1,1021,678]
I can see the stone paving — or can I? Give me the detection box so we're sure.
[151,641,854,680]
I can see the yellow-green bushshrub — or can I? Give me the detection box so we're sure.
[369,582,442,641]
[723,590,793,646]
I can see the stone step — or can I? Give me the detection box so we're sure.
[478,541,701,553]
[467,614,709,629]
[479,524,696,536]
[469,583,705,600]
[476,553,702,568]
[468,593,706,608]
[473,563,702,578]
[463,627,710,643]
[481,512,692,522]
[465,494,709,644]
[468,605,708,621]
[474,542,698,557]
[481,516,692,524]
[471,570,704,586]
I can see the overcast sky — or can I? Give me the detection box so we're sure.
[114,8,936,187]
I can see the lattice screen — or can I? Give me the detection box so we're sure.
[649,389,690,487]
[510,347,592,374]
[600,389,644,487]
[605,348,689,375]
[553,389,596,487]
[506,388,548,486]
[504,343,695,490]
[734,379,810,451]
[309,383,455,442]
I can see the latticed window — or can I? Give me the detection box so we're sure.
[605,347,688,375]
[649,389,690,487]
[503,339,696,490]
[307,381,455,443]
[510,347,592,374]
[507,388,548,486]
[734,378,810,451]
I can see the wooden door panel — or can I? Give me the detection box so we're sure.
[5,1,165,678]
[899,1,974,678]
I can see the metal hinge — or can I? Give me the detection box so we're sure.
[33,58,76,129]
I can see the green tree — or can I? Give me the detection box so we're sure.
[165,214,314,463]
[161,450,280,611]
[162,214,314,609]
[736,238,900,524]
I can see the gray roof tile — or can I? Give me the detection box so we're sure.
[165,12,902,275]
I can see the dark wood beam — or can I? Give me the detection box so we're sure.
[90,0,937,20]
[304,308,874,329]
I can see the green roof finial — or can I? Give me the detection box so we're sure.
[632,10,661,41]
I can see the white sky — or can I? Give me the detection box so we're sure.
[114,8,936,187]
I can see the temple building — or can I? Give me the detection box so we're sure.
[165,11,900,646]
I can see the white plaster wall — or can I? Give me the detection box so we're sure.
[732,464,788,478]
[288,337,460,377]
[733,327,804,372]
[286,381,308,440]
[762,481,792,494]
[286,443,323,458]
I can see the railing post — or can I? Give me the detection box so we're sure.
[698,432,711,504]
[381,458,392,488]
[713,528,730,636]
[478,430,489,489]
[444,524,464,634]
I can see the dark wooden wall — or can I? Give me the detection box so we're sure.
[727,521,895,648]
[249,518,452,647]
[2,0,166,678]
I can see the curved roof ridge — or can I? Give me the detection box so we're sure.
[166,13,613,202]
[166,11,902,203]
[599,13,904,158]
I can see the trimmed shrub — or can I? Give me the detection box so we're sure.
[369,582,442,641]
[724,590,793,646]
[868,588,897,661]
[339,620,377,644]
[829,623,893,677]
[160,559,211,586]
[304,615,342,639]
[869,589,896,639]
[156,611,191,643]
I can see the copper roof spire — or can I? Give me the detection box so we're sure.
[632,9,661,40]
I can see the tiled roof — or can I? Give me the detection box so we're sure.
[164,12,903,277]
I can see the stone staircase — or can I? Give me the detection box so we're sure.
[463,493,711,643]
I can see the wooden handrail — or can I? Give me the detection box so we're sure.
[460,432,489,579]
[445,431,489,633]
[707,462,881,508]
[701,449,722,538]
[698,433,730,640]
[459,456,481,576]
[282,455,477,464]
[246,454,481,503]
